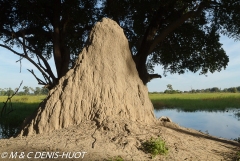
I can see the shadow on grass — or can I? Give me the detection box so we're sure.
[0,102,39,138]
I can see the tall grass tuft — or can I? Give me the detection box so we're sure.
[142,137,168,158]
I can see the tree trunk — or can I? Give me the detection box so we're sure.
[134,7,164,84]
[134,2,207,84]
[51,0,70,89]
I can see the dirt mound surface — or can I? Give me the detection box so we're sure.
[20,18,155,136]
[0,18,239,161]
[0,121,239,160]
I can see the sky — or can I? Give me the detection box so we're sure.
[147,36,240,92]
[0,35,239,92]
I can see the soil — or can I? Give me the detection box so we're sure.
[0,18,239,161]
[0,120,239,161]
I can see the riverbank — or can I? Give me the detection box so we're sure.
[1,94,240,138]
[0,120,239,161]
[0,94,240,160]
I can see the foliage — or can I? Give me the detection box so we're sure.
[167,84,173,91]
[1,0,240,87]
[0,0,100,88]
[142,137,168,157]
[103,0,238,79]
[0,87,48,96]
[23,86,30,95]
[5,88,14,96]
[149,85,240,94]
[164,90,181,94]
[233,137,240,143]
[164,84,182,94]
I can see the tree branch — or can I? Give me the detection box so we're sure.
[0,41,52,86]
[149,2,207,54]
[10,30,57,87]
[27,69,47,85]
[16,56,24,73]
[0,44,24,57]
[19,35,53,84]
[0,81,23,118]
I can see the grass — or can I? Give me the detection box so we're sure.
[0,93,240,137]
[0,95,46,138]
[105,156,124,161]
[235,151,240,161]
[142,137,168,158]
[149,93,240,111]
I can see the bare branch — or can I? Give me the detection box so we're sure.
[0,81,23,118]
[16,56,24,73]
[0,44,24,57]
[8,31,55,85]
[21,32,28,57]
[36,55,47,72]
[27,69,47,85]
[1,42,52,85]
[20,38,57,82]
[32,48,57,83]
[4,26,56,83]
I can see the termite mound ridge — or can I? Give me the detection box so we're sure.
[20,18,156,136]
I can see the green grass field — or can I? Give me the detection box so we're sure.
[0,95,47,137]
[0,95,46,122]
[0,93,240,137]
[149,93,240,111]
[1,93,239,121]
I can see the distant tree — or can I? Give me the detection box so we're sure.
[222,88,228,92]
[204,88,210,93]
[23,86,30,95]
[164,84,181,94]
[237,86,240,92]
[6,88,14,96]
[176,90,182,93]
[228,87,237,93]
[164,84,173,94]
[196,89,201,93]
[233,88,238,93]
[167,84,173,91]
[211,87,220,92]
[17,91,26,95]
[34,87,42,95]
[40,87,49,95]
[29,87,35,94]
[0,88,4,96]
[190,89,196,93]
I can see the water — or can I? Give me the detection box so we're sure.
[0,124,19,139]
[1,109,240,140]
[154,108,240,140]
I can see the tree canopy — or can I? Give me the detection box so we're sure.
[0,0,239,88]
